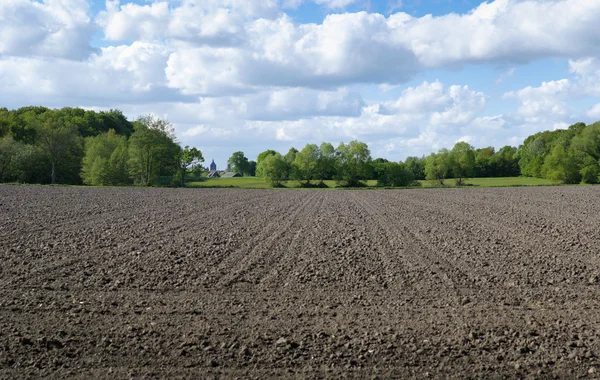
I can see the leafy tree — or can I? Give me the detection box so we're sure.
[284,147,299,179]
[284,147,298,164]
[334,141,372,187]
[81,130,129,186]
[404,156,426,180]
[128,116,179,186]
[571,122,600,164]
[35,112,81,184]
[492,146,520,177]
[474,147,495,177]
[256,150,278,177]
[0,108,9,138]
[425,150,450,185]
[371,158,390,181]
[0,136,23,182]
[261,153,288,187]
[581,165,599,184]
[248,160,257,176]
[178,146,204,186]
[293,144,320,185]
[377,162,415,187]
[315,142,336,184]
[450,142,475,186]
[229,151,250,175]
[542,145,581,184]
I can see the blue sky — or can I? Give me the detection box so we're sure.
[2,0,600,167]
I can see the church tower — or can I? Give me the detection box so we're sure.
[210,159,217,171]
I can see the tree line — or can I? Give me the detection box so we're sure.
[1,106,599,187]
[225,140,520,187]
[0,107,203,186]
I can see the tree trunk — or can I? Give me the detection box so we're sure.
[51,160,56,184]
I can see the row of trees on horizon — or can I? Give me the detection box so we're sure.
[1,106,600,187]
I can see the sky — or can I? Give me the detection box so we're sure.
[2,0,600,168]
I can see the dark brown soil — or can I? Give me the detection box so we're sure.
[1,185,600,378]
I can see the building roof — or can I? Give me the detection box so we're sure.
[207,170,220,178]
[221,172,241,178]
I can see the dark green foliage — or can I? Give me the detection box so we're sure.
[517,121,600,184]
[377,162,415,187]
[581,165,599,184]
[256,150,278,177]
[371,158,390,181]
[404,156,426,180]
[179,146,204,186]
[260,153,288,187]
[542,145,581,184]
[334,141,372,187]
[450,142,475,186]
[228,151,250,176]
[425,149,450,185]
[248,161,257,176]
[475,145,520,178]
[128,116,181,186]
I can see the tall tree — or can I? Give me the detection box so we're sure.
[571,122,600,164]
[0,136,21,182]
[178,146,204,186]
[128,116,179,186]
[261,153,288,187]
[334,141,372,187]
[35,112,80,184]
[256,150,278,177]
[404,156,426,180]
[542,145,581,184]
[315,142,335,184]
[450,142,476,186]
[425,150,450,185]
[228,151,250,175]
[81,129,129,186]
[293,144,320,185]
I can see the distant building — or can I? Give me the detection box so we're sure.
[226,161,232,171]
[209,159,217,171]
[207,170,220,178]
[221,172,241,178]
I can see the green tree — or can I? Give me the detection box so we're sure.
[284,147,299,179]
[293,144,320,185]
[334,141,372,187]
[0,136,24,182]
[128,116,180,186]
[261,153,288,187]
[571,122,600,164]
[256,150,278,177]
[425,150,450,185]
[228,151,250,175]
[404,156,426,180]
[35,112,81,184]
[377,162,415,187]
[248,160,257,176]
[492,146,520,177]
[315,142,336,184]
[81,129,129,186]
[371,158,390,181]
[178,146,204,186]
[450,142,476,186]
[542,145,581,184]
[581,165,599,184]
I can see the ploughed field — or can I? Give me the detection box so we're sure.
[1,186,600,379]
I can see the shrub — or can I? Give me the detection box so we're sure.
[581,165,599,184]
